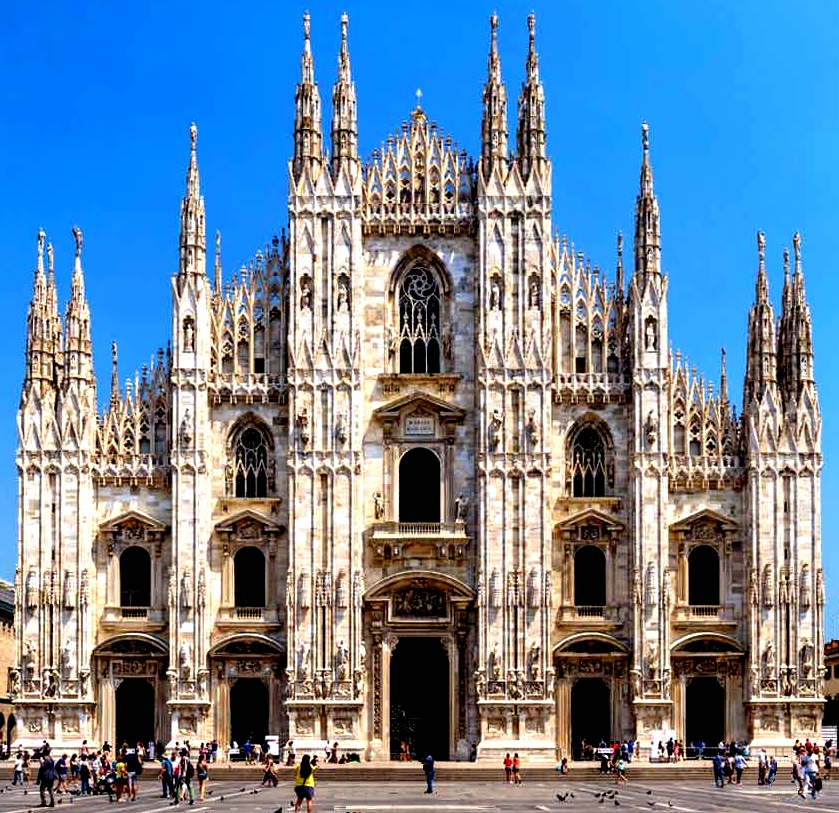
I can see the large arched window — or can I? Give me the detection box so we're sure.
[120,546,151,607]
[570,427,607,497]
[234,547,266,607]
[398,264,441,374]
[574,545,606,606]
[688,545,720,605]
[399,448,441,522]
[230,421,273,498]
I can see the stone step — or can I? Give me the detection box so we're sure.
[201,761,717,783]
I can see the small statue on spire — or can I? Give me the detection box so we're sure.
[37,229,45,263]
[47,242,54,274]
[757,229,765,262]
[793,231,801,265]
[190,122,197,151]
[72,226,83,259]
[303,10,311,40]
[641,121,649,152]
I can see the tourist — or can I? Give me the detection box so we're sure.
[158,753,174,799]
[329,741,339,764]
[37,746,56,808]
[503,753,512,784]
[559,757,568,774]
[12,752,23,786]
[195,752,209,801]
[286,740,296,767]
[422,754,435,794]
[513,752,522,785]
[125,745,142,800]
[627,739,635,762]
[615,755,628,784]
[174,747,195,805]
[802,749,818,799]
[114,751,129,803]
[261,754,278,787]
[79,757,92,797]
[766,754,777,786]
[733,752,747,785]
[293,754,317,812]
[712,752,725,788]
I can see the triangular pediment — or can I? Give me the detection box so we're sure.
[558,507,625,532]
[670,508,738,533]
[215,508,283,534]
[372,390,466,423]
[99,509,168,534]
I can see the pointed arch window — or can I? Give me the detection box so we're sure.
[398,264,441,374]
[567,421,614,498]
[229,421,274,498]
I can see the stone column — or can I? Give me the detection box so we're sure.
[556,677,570,758]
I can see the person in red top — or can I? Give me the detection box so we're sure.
[513,753,522,786]
[503,753,513,784]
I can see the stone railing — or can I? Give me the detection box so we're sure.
[120,606,149,619]
[689,605,722,618]
[371,521,466,537]
[574,605,606,618]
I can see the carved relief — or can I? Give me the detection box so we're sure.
[392,587,446,617]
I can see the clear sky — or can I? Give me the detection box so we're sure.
[0,1,836,616]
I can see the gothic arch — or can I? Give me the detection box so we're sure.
[388,245,453,297]
[552,632,629,656]
[93,633,169,657]
[670,632,744,653]
[364,570,475,603]
[227,415,275,498]
[566,416,615,497]
[207,634,285,658]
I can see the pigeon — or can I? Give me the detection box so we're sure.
[240,788,246,793]
[218,797,224,802]
[273,808,283,813]
[207,791,213,796]
[599,799,605,805]
[57,799,63,805]
[615,801,621,807]
[570,793,575,799]
[647,789,652,794]
[648,803,655,807]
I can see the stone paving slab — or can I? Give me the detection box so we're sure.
[0,777,834,813]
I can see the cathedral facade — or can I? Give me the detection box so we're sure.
[13,13,823,760]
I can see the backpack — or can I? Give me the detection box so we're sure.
[185,760,194,780]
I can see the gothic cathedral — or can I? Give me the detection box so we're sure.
[13,13,823,759]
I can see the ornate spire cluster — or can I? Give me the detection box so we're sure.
[64,226,92,386]
[331,11,358,176]
[744,229,817,415]
[480,12,508,179]
[179,122,206,279]
[293,12,324,180]
[515,13,546,178]
[633,122,661,275]
[362,113,473,233]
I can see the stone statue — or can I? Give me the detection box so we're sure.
[630,670,642,700]
[183,319,194,352]
[442,324,453,360]
[527,642,540,682]
[179,409,193,447]
[528,278,540,309]
[373,491,384,520]
[335,640,350,681]
[489,643,502,682]
[298,642,311,681]
[63,570,76,610]
[645,318,657,350]
[490,278,501,310]
[337,280,349,311]
[8,668,20,699]
[644,410,657,446]
[353,667,364,699]
[762,642,775,680]
[62,640,75,678]
[26,569,38,611]
[475,670,486,699]
[454,491,468,522]
[300,280,311,310]
[489,409,502,450]
[336,413,348,445]
[800,565,812,609]
[526,410,539,446]
[801,641,814,677]
[72,225,83,258]
[181,568,192,610]
[297,408,310,446]
[179,642,192,681]
[645,641,658,679]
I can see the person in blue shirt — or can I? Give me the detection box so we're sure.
[422,755,435,794]
[712,753,725,788]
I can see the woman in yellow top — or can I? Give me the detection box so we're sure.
[293,754,317,813]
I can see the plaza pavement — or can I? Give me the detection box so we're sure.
[0,774,834,813]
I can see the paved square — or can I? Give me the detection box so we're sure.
[0,776,836,813]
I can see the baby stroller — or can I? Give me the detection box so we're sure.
[94,770,116,799]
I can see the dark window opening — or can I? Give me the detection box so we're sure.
[234,426,271,498]
[234,546,266,607]
[398,265,441,374]
[571,427,606,497]
[688,545,720,605]
[120,546,151,607]
[398,448,441,523]
[574,545,606,606]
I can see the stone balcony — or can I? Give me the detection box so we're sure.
[214,606,283,631]
[368,521,469,564]
[100,605,167,632]
[555,604,623,631]
[672,603,738,630]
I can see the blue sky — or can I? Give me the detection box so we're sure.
[0,1,836,616]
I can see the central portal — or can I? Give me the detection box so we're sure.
[390,637,449,760]
[230,677,269,747]
[571,678,610,757]
[116,678,155,747]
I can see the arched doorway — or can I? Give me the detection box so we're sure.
[390,637,449,760]
[399,449,441,523]
[116,678,155,748]
[686,677,724,745]
[230,677,269,747]
[571,678,610,757]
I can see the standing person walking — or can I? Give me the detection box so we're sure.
[734,752,747,785]
[37,748,56,808]
[12,752,23,786]
[195,753,209,802]
[712,753,725,788]
[502,753,512,784]
[174,748,195,805]
[125,745,142,801]
[293,754,317,813]
[422,754,435,795]
[512,753,522,785]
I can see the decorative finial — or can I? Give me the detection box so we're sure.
[793,231,801,266]
[783,247,790,277]
[757,230,765,263]
[527,11,535,40]
[641,121,649,153]
[215,230,221,254]
[72,225,83,259]
[37,229,45,271]
[303,11,311,40]
[617,231,623,255]
[491,11,498,35]
[189,122,197,151]
[341,10,348,43]
[47,242,54,274]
